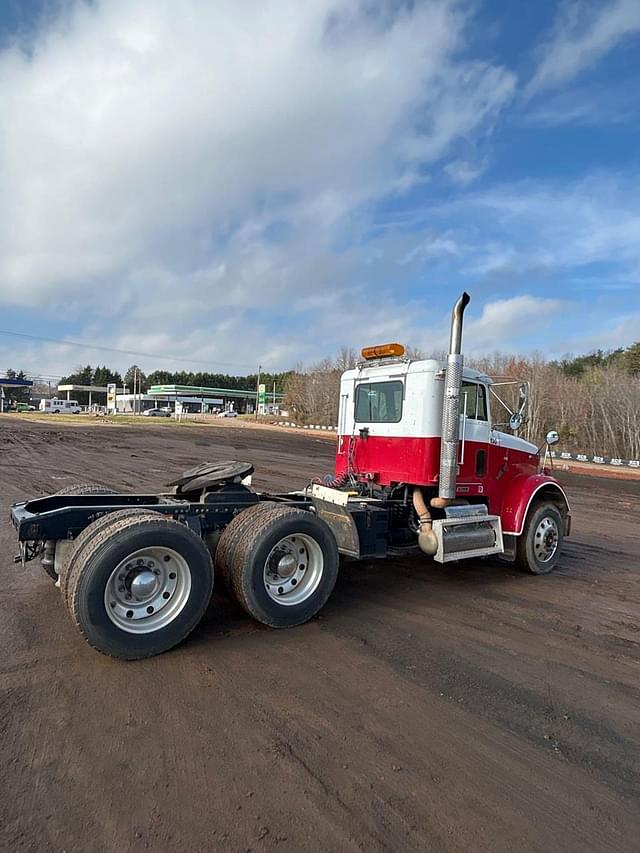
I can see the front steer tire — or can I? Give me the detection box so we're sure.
[221,505,339,628]
[516,502,564,575]
[66,512,214,660]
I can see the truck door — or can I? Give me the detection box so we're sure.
[459,381,491,487]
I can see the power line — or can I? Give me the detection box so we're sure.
[1,369,65,380]
[0,328,287,373]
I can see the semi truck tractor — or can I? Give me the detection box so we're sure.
[10,292,570,660]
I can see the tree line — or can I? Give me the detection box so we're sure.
[5,342,640,459]
[2,363,292,406]
[282,341,640,460]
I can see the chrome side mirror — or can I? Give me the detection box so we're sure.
[546,429,559,446]
[509,412,523,431]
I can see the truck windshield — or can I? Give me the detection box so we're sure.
[355,380,403,423]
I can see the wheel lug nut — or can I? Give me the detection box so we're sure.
[125,593,132,601]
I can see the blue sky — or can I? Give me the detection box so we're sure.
[0,0,639,378]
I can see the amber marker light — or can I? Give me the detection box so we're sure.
[360,343,406,360]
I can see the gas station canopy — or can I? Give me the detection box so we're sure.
[57,384,109,394]
[0,376,33,413]
[0,377,33,388]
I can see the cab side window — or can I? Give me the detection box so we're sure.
[462,382,488,421]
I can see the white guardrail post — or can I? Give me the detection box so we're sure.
[550,451,640,469]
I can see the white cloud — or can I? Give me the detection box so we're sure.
[527,0,640,95]
[0,0,513,306]
[4,2,635,378]
[428,172,640,279]
[402,61,516,161]
[523,84,640,126]
[399,234,461,265]
[0,0,521,374]
[560,312,640,353]
[461,295,565,354]
[444,158,487,186]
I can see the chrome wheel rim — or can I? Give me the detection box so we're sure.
[533,516,559,563]
[263,533,323,606]
[104,546,191,633]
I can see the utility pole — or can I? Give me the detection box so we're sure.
[133,368,138,416]
[273,381,276,413]
[255,364,261,419]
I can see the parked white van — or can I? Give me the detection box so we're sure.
[39,398,82,414]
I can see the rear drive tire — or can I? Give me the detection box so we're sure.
[516,502,564,575]
[53,483,117,498]
[62,508,159,607]
[225,505,339,628]
[42,484,117,581]
[215,502,294,593]
[67,513,214,659]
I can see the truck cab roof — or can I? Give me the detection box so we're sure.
[342,358,492,384]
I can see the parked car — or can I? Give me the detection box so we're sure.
[217,410,238,418]
[143,407,171,417]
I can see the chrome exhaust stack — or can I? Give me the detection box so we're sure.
[415,291,504,562]
[432,291,470,508]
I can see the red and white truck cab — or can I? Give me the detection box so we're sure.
[328,292,571,572]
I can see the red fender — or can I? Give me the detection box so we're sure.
[500,473,571,536]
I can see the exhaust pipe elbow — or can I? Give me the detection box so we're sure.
[412,488,438,556]
[449,291,471,355]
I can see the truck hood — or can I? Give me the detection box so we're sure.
[494,431,539,455]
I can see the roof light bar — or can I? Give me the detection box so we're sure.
[360,343,405,361]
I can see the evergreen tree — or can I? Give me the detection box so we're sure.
[124,365,147,392]
[623,342,640,375]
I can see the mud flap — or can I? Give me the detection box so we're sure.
[311,485,361,557]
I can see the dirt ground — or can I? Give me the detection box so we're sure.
[1,417,638,853]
